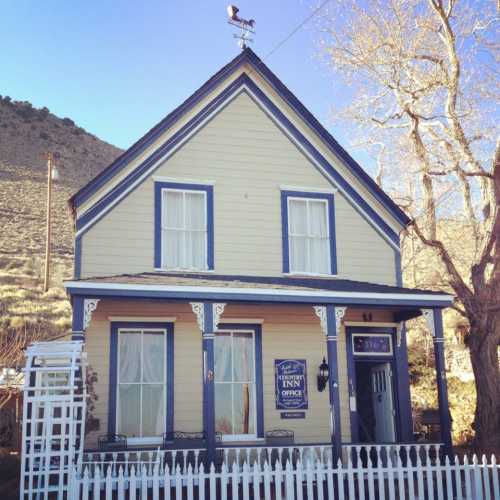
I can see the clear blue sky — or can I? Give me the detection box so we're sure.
[1,1,369,168]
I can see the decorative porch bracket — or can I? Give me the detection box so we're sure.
[421,308,453,456]
[314,304,345,462]
[191,302,226,465]
[71,297,100,341]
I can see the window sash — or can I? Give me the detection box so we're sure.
[214,330,257,440]
[287,197,330,274]
[161,189,208,270]
[116,329,167,438]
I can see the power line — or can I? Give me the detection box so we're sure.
[262,0,331,62]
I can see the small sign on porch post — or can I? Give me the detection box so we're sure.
[275,359,308,410]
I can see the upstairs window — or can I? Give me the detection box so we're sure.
[154,182,214,271]
[281,191,337,275]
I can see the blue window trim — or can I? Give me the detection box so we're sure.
[108,321,174,437]
[217,323,264,439]
[281,190,337,275]
[345,326,404,443]
[154,181,214,271]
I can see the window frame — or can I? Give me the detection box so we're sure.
[154,181,214,271]
[281,190,337,276]
[215,323,264,442]
[109,322,174,445]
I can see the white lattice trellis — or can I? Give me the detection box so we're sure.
[20,341,87,500]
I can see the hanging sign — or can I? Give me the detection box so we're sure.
[274,359,308,410]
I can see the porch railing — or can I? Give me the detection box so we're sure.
[80,443,443,474]
[70,452,499,500]
[342,442,443,467]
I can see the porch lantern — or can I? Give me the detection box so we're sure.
[317,357,329,392]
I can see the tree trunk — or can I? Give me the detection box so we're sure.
[467,311,500,452]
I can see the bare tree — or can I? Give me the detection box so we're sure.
[318,0,499,450]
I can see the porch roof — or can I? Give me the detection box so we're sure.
[64,272,453,308]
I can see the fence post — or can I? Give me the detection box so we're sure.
[219,462,227,500]
[472,455,483,500]
[198,463,206,500]
[492,455,499,500]
[263,461,272,500]
[252,462,261,499]
[285,460,294,500]
[242,461,250,500]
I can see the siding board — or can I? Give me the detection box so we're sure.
[83,301,364,448]
[81,92,396,283]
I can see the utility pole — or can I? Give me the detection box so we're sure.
[44,152,58,292]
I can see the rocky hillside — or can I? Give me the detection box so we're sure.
[0,96,122,366]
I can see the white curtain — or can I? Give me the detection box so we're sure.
[215,332,256,436]
[289,199,308,272]
[163,190,206,269]
[142,385,164,436]
[142,331,164,383]
[119,332,141,383]
[118,330,167,438]
[184,192,206,269]
[163,191,183,268]
[308,200,329,273]
[118,385,141,436]
[232,332,253,383]
[214,333,232,382]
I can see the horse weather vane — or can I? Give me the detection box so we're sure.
[227,5,255,49]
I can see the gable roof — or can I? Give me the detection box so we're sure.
[69,48,410,241]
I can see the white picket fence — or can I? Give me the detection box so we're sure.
[70,453,499,500]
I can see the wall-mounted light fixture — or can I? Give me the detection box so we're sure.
[317,357,329,392]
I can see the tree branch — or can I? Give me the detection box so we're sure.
[409,219,474,304]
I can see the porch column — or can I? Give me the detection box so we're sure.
[422,308,453,456]
[314,304,346,462]
[191,302,226,466]
[71,296,100,341]
[394,323,414,441]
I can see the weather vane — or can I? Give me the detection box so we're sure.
[227,5,255,50]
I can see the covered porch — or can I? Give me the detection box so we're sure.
[65,272,453,469]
